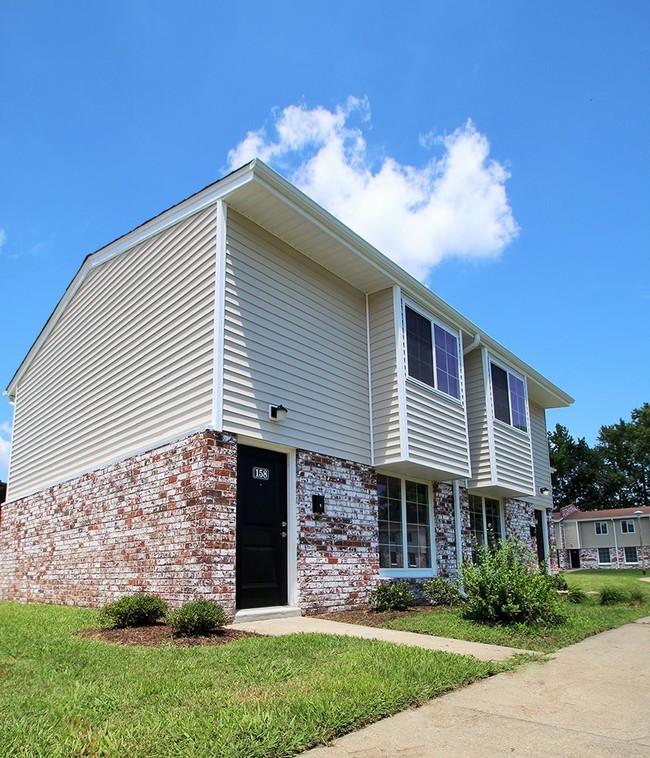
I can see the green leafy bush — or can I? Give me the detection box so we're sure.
[628,587,645,605]
[599,586,627,605]
[99,593,168,629]
[367,581,415,612]
[567,587,587,604]
[460,539,566,626]
[168,599,228,636]
[549,573,568,591]
[421,577,462,606]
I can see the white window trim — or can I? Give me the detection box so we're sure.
[595,521,608,536]
[621,519,635,534]
[488,355,530,434]
[624,546,639,564]
[598,547,612,565]
[468,494,505,547]
[402,299,464,404]
[378,472,437,577]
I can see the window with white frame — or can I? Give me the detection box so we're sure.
[469,495,503,554]
[378,474,432,571]
[490,361,527,431]
[621,520,635,534]
[624,546,638,563]
[598,547,611,564]
[595,521,608,536]
[404,304,461,400]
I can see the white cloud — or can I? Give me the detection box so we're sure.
[227,99,519,280]
[0,422,11,480]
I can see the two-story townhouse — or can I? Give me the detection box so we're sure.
[555,504,650,570]
[0,160,573,618]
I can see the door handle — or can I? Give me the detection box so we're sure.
[280,531,287,538]
[281,521,287,527]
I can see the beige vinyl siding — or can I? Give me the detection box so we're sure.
[368,288,402,465]
[222,211,370,462]
[529,402,552,507]
[8,206,217,500]
[465,347,491,486]
[493,421,535,495]
[579,520,615,549]
[563,522,580,549]
[405,381,470,477]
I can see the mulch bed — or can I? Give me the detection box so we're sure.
[80,623,259,647]
[315,605,440,627]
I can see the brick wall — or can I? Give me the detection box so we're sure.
[295,450,378,613]
[0,430,238,614]
[433,482,471,578]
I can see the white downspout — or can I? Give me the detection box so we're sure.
[463,333,481,356]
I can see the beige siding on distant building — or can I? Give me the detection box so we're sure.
[222,211,371,463]
[368,288,402,465]
[8,206,217,500]
[465,347,491,487]
[563,521,580,549]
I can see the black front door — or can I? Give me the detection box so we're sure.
[236,445,288,609]
[570,549,581,569]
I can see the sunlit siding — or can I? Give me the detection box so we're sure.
[564,522,580,549]
[465,347,491,486]
[493,421,535,496]
[368,288,402,465]
[529,403,552,507]
[222,212,371,463]
[8,207,217,500]
[405,381,470,477]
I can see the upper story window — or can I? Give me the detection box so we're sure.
[404,304,460,400]
[595,521,608,536]
[621,519,635,534]
[490,361,527,432]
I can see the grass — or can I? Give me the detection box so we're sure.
[0,602,503,758]
[380,569,650,654]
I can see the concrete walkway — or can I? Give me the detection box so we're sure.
[301,618,650,757]
[230,615,528,662]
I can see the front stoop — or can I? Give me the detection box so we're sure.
[233,606,303,623]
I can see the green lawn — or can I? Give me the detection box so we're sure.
[381,569,650,654]
[0,602,502,758]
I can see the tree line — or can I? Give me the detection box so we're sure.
[548,402,650,511]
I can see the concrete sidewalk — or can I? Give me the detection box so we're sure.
[230,615,528,662]
[301,617,650,757]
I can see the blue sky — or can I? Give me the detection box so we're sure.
[1,1,648,480]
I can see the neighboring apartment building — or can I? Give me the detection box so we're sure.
[554,504,650,570]
[0,160,573,618]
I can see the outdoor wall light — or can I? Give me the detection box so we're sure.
[269,404,288,421]
[539,487,551,496]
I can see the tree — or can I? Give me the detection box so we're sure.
[548,424,602,509]
[597,403,650,507]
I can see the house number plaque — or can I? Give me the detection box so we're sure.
[252,467,270,481]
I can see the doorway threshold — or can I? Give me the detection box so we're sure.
[234,606,302,623]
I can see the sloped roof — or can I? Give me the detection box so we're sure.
[555,505,650,521]
[6,160,574,410]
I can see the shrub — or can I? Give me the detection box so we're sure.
[169,599,228,636]
[549,573,568,591]
[460,538,566,626]
[628,587,645,605]
[421,577,462,606]
[367,581,415,612]
[99,594,168,629]
[567,587,587,604]
[599,586,627,605]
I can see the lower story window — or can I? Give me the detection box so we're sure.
[624,546,638,563]
[469,495,503,551]
[598,547,611,564]
[378,474,432,570]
